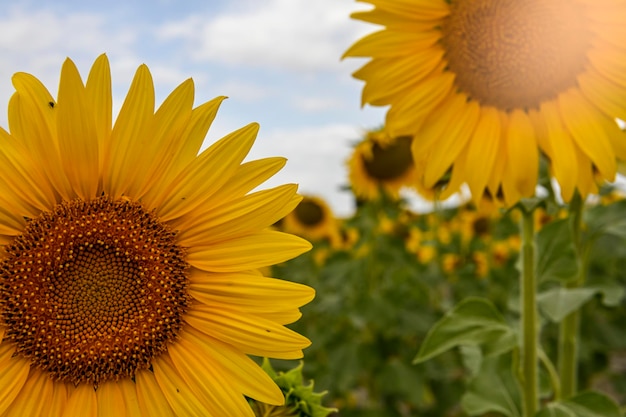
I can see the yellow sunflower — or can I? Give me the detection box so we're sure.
[0,55,315,416]
[281,195,340,247]
[347,128,420,200]
[344,0,626,205]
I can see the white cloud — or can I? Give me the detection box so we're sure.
[292,96,346,112]
[157,0,375,73]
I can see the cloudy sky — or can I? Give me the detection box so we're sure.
[0,0,391,216]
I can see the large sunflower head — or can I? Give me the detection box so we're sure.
[347,127,419,201]
[0,55,315,416]
[344,0,626,206]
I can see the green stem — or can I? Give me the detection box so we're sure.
[520,208,538,417]
[558,193,586,399]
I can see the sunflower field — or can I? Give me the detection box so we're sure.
[271,178,626,417]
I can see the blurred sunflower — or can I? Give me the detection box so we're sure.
[348,128,421,201]
[282,195,340,246]
[344,0,626,205]
[0,55,315,416]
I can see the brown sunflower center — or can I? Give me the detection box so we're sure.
[442,0,590,110]
[362,135,413,180]
[294,200,324,226]
[0,196,189,386]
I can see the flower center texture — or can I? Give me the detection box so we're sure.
[362,135,413,180]
[294,200,324,226]
[442,0,590,110]
[0,197,189,386]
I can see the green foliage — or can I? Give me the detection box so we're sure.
[274,191,626,416]
[414,297,517,363]
[536,391,622,417]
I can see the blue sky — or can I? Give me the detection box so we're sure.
[0,0,390,216]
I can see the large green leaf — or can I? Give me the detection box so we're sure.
[535,391,621,417]
[536,219,578,284]
[584,199,626,241]
[461,353,522,417]
[414,297,517,364]
[537,285,626,322]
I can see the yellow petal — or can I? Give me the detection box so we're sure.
[558,88,616,180]
[0,343,30,414]
[135,369,176,417]
[1,370,52,417]
[188,270,315,313]
[185,302,310,359]
[10,74,73,200]
[203,157,287,205]
[420,95,480,187]
[538,100,578,202]
[462,106,501,202]
[152,355,218,417]
[187,230,311,273]
[149,96,227,193]
[57,58,100,199]
[343,29,440,58]
[61,384,96,417]
[506,109,538,197]
[85,54,112,175]
[104,64,154,198]
[173,328,284,406]
[356,0,450,20]
[385,69,454,137]
[129,78,194,199]
[176,184,300,246]
[96,381,127,417]
[153,123,259,221]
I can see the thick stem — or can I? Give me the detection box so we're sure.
[558,193,585,399]
[520,208,538,417]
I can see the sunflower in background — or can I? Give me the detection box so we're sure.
[0,55,315,416]
[281,195,341,247]
[347,128,421,201]
[344,0,626,206]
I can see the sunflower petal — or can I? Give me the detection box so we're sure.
[0,343,30,414]
[538,100,578,201]
[154,123,259,221]
[57,58,100,199]
[188,270,315,313]
[506,109,538,197]
[558,89,616,180]
[134,369,176,417]
[185,302,310,359]
[188,230,311,273]
[85,54,112,174]
[96,381,127,417]
[174,328,284,405]
[61,384,96,417]
[152,355,218,417]
[176,184,300,246]
[104,64,155,198]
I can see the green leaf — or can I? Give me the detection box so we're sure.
[536,391,621,417]
[584,199,626,241]
[536,219,578,284]
[461,353,522,417]
[414,297,517,364]
[537,285,626,322]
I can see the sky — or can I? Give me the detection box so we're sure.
[0,0,394,217]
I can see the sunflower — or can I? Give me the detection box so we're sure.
[0,55,315,416]
[281,195,340,247]
[347,128,421,201]
[344,0,626,205]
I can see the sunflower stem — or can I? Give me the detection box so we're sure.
[520,207,538,417]
[558,193,585,399]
